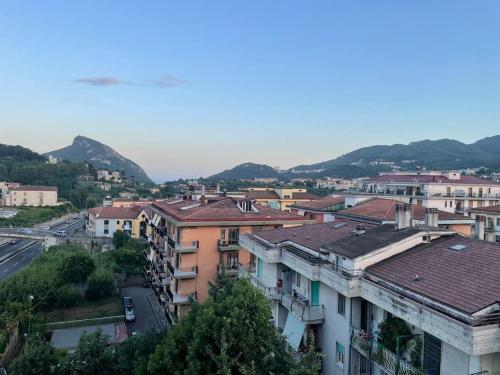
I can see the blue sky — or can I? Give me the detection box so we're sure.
[1,1,499,181]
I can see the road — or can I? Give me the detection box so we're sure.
[0,240,43,281]
[121,286,168,334]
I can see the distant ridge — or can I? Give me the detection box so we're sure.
[45,135,153,184]
[209,136,500,180]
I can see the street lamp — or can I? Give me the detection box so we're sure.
[395,333,421,375]
[27,295,34,337]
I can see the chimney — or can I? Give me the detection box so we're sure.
[200,194,206,206]
[476,216,485,240]
[425,207,439,227]
[395,203,412,230]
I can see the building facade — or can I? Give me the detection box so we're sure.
[144,194,313,324]
[469,205,500,242]
[354,171,500,214]
[241,187,320,211]
[87,206,149,238]
[4,185,58,207]
[289,196,345,223]
[239,206,500,375]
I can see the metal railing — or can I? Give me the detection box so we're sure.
[281,293,324,323]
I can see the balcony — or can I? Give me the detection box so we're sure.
[351,328,424,375]
[217,263,239,276]
[174,241,199,253]
[171,291,197,305]
[280,293,324,324]
[218,240,240,252]
[173,266,198,279]
[238,263,279,300]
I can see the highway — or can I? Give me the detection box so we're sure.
[0,239,43,282]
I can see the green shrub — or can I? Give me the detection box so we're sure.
[377,316,412,353]
[55,285,83,309]
[85,270,115,300]
[57,251,96,284]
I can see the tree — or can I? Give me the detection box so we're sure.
[58,251,96,284]
[9,339,59,375]
[61,330,115,375]
[114,330,163,375]
[85,269,115,300]
[148,278,294,374]
[55,285,83,309]
[378,316,412,353]
[113,230,130,249]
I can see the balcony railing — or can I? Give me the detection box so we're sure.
[218,240,240,252]
[351,328,426,375]
[173,266,198,279]
[280,293,324,324]
[171,291,197,305]
[175,241,199,253]
[238,264,279,300]
[217,263,239,276]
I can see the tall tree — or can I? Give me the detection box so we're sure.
[9,339,59,375]
[148,278,294,375]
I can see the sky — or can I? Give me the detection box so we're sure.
[1,1,499,181]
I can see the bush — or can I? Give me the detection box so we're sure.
[85,270,115,300]
[377,316,412,353]
[58,251,96,284]
[55,285,83,308]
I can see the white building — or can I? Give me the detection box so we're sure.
[239,205,500,375]
[469,205,500,243]
[3,185,58,207]
[355,171,500,214]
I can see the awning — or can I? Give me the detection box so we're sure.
[282,312,305,351]
[152,214,161,227]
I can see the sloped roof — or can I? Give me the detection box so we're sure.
[337,198,471,223]
[88,206,142,219]
[469,205,500,214]
[290,196,345,211]
[246,190,280,200]
[10,185,57,191]
[152,197,311,223]
[366,174,498,185]
[253,220,375,251]
[366,235,500,315]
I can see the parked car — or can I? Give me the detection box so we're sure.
[122,296,135,322]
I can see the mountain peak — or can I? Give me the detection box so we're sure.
[45,136,153,184]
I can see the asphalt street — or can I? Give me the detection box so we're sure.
[121,286,168,334]
[0,240,43,281]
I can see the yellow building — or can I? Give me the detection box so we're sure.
[7,185,58,207]
[87,206,151,239]
[243,187,319,211]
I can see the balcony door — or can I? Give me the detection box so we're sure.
[311,281,320,306]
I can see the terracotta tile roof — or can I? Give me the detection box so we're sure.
[88,206,142,219]
[337,198,471,223]
[152,197,310,223]
[366,235,500,314]
[469,205,500,214]
[246,190,280,200]
[292,192,321,200]
[10,185,57,191]
[290,196,345,211]
[253,220,376,251]
[366,174,499,185]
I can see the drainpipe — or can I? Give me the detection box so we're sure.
[348,297,353,375]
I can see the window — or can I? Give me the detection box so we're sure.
[337,293,346,315]
[104,220,109,225]
[220,228,226,240]
[444,201,447,208]
[497,218,500,226]
[117,220,120,224]
[104,229,109,234]
[284,195,291,199]
[450,201,453,207]
[336,342,345,367]
[295,272,301,287]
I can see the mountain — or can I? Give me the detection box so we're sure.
[211,163,278,180]
[209,136,500,180]
[46,136,153,184]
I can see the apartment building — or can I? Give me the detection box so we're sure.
[355,171,500,214]
[239,205,500,375]
[289,196,345,223]
[336,198,474,236]
[87,206,150,238]
[242,187,320,211]
[144,195,313,324]
[469,205,500,243]
[4,185,58,207]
